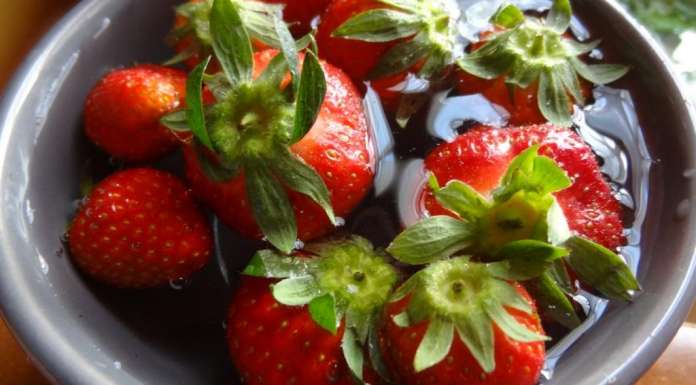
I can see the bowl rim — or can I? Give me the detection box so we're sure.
[1,0,695,385]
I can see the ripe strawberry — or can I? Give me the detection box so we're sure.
[67,168,212,288]
[455,0,628,127]
[84,65,187,162]
[172,0,374,254]
[379,258,546,385]
[389,125,639,328]
[170,0,329,70]
[316,0,460,116]
[423,124,624,250]
[228,237,398,385]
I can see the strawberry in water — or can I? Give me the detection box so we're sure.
[389,134,639,328]
[68,168,212,288]
[455,0,628,127]
[84,65,187,162]
[228,237,398,385]
[317,0,462,122]
[380,258,547,385]
[163,0,374,254]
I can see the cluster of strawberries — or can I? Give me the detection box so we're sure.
[67,1,638,385]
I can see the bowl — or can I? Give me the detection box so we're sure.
[1,0,696,384]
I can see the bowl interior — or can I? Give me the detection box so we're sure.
[1,1,696,385]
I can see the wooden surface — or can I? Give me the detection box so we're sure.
[1,1,695,384]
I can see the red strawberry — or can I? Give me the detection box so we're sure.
[423,124,625,250]
[68,168,212,288]
[455,1,627,127]
[171,0,330,70]
[183,46,374,252]
[316,0,459,114]
[84,65,187,162]
[379,258,546,385]
[228,237,398,385]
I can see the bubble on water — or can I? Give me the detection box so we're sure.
[59,232,70,244]
[335,217,346,227]
[589,49,604,60]
[38,254,49,275]
[113,361,122,370]
[294,239,305,250]
[222,320,228,330]
[169,277,191,291]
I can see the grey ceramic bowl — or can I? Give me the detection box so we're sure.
[1,0,696,384]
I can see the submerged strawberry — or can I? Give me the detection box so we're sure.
[84,65,187,162]
[228,237,398,385]
[380,258,546,385]
[389,132,639,327]
[169,0,327,69]
[68,168,212,288]
[163,0,374,254]
[455,0,628,126]
[317,0,462,122]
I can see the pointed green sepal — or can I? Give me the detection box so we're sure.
[564,236,640,301]
[292,50,327,142]
[309,294,339,334]
[210,0,254,85]
[186,56,214,150]
[272,275,323,306]
[414,317,455,372]
[332,9,424,43]
[387,216,474,265]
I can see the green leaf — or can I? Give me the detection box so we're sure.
[395,92,430,128]
[546,199,572,245]
[456,31,516,80]
[538,69,573,127]
[160,110,190,132]
[332,9,424,43]
[546,0,572,33]
[414,318,454,372]
[210,0,253,85]
[563,39,601,56]
[242,249,314,277]
[490,240,569,280]
[368,320,393,382]
[392,312,411,327]
[489,279,532,314]
[494,146,572,203]
[485,301,549,342]
[376,0,419,12]
[390,273,421,303]
[525,273,582,329]
[271,11,300,93]
[506,60,541,89]
[272,275,322,306]
[342,327,364,380]
[309,294,338,334]
[493,4,525,28]
[187,57,214,150]
[557,62,585,105]
[547,259,573,293]
[271,147,336,224]
[431,178,491,221]
[570,58,630,85]
[455,310,495,373]
[564,236,640,301]
[387,216,474,265]
[245,162,297,254]
[368,35,430,79]
[292,51,326,142]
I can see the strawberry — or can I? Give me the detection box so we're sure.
[67,168,212,288]
[379,258,546,385]
[228,237,399,385]
[455,0,628,127]
[316,0,461,121]
[423,124,625,251]
[164,0,374,254]
[84,65,187,162]
[389,131,639,328]
[169,0,328,69]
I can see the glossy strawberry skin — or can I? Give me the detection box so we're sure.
[380,283,545,385]
[423,124,625,250]
[185,50,374,241]
[316,0,411,110]
[227,276,356,385]
[68,168,212,288]
[84,65,187,162]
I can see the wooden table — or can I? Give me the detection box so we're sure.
[1,1,695,384]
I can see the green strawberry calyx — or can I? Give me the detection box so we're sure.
[457,0,629,127]
[331,0,463,125]
[242,236,400,381]
[390,257,547,373]
[167,0,312,65]
[161,0,332,254]
[387,146,640,330]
